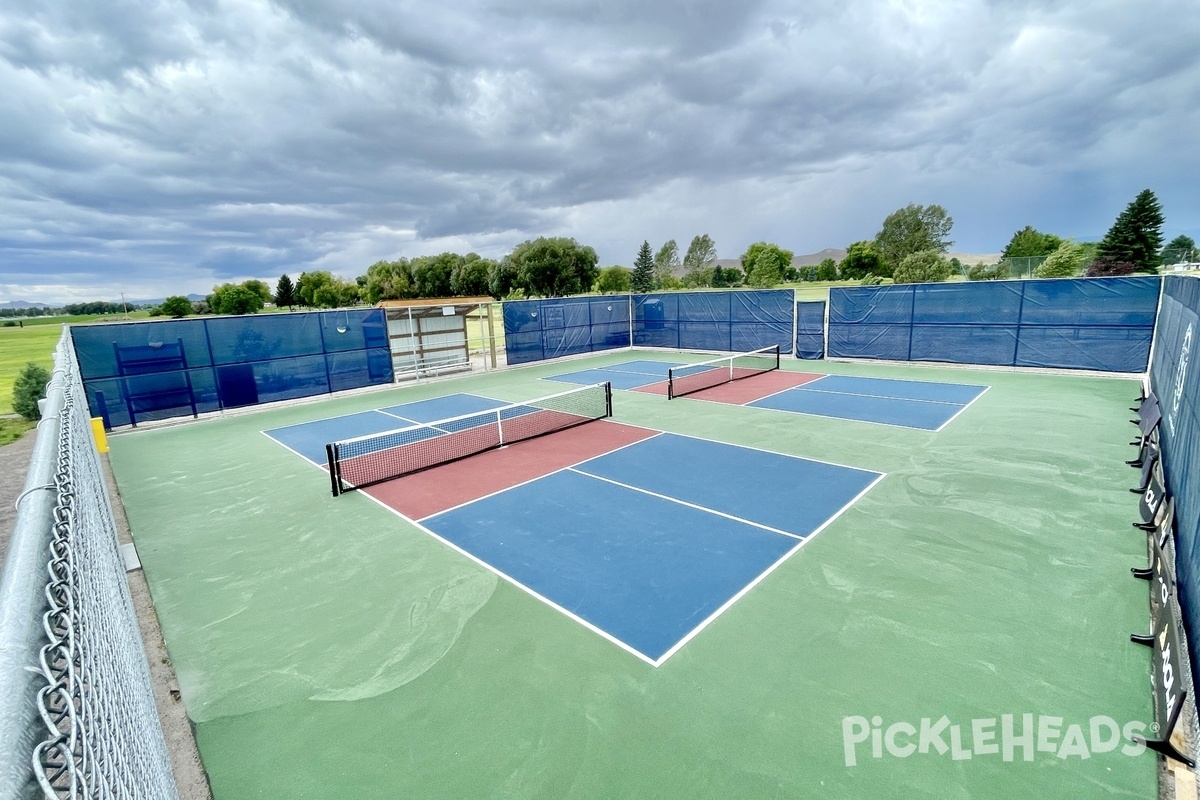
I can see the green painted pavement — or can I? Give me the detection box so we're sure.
[109,352,1155,799]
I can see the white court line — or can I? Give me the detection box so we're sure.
[734,373,831,404]
[650,470,887,666]
[933,384,992,432]
[606,363,681,377]
[672,393,950,431]
[264,407,409,433]
[359,490,660,667]
[792,383,969,402]
[342,427,889,667]
[379,409,422,422]
[566,468,804,541]
[376,393,504,422]
[258,429,329,469]
[418,428,665,521]
[657,429,885,474]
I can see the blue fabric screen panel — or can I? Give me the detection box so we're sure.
[503,297,631,364]
[632,290,793,354]
[794,301,825,359]
[1149,276,1200,712]
[72,310,395,427]
[1015,325,1153,372]
[829,277,1159,372]
[909,324,1018,365]
[911,282,1023,325]
[633,294,680,349]
[828,322,912,362]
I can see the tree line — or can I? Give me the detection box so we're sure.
[1,306,57,318]
[142,188,1190,318]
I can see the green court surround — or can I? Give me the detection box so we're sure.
[109,351,1155,799]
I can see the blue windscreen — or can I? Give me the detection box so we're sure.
[828,277,1159,372]
[1148,275,1200,711]
[503,290,794,365]
[632,290,793,354]
[503,296,632,364]
[71,309,395,428]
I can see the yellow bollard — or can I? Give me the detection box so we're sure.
[90,418,109,454]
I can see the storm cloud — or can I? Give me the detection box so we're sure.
[1,0,1198,303]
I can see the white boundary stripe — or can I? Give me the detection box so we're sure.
[418,428,665,521]
[729,372,830,404]
[656,428,885,475]
[933,384,992,432]
[264,407,410,434]
[359,490,660,667]
[332,382,608,447]
[650,470,886,666]
[743,398,951,432]
[257,428,329,468]
[681,391,945,431]
[278,422,886,667]
[566,468,804,541]
[603,362,682,377]
[790,385,968,406]
[379,409,422,422]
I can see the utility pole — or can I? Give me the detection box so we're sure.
[120,292,129,319]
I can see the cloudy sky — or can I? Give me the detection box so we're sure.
[2,0,1198,304]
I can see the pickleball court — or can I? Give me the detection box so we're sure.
[107,349,1154,799]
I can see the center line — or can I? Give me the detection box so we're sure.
[567,467,803,541]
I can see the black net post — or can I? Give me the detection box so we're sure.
[326,443,342,497]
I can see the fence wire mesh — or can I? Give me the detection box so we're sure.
[26,329,179,800]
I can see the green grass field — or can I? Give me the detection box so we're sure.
[0,312,153,415]
[0,323,62,416]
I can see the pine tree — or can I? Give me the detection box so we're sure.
[631,241,656,293]
[275,274,297,308]
[13,362,51,420]
[1096,189,1165,273]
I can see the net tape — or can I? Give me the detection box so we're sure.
[328,382,612,495]
[32,329,179,799]
[667,345,781,399]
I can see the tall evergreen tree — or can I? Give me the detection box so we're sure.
[631,240,656,293]
[1096,189,1165,273]
[274,274,297,308]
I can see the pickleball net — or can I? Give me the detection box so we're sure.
[667,345,781,399]
[326,381,613,495]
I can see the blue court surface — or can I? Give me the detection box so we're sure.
[417,433,883,664]
[263,393,513,464]
[546,359,678,390]
[749,375,988,431]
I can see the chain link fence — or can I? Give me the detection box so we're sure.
[0,327,179,800]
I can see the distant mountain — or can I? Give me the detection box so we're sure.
[118,293,207,306]
[1,299,55,309]
[792,248,848,267]
[713,249,846,273]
